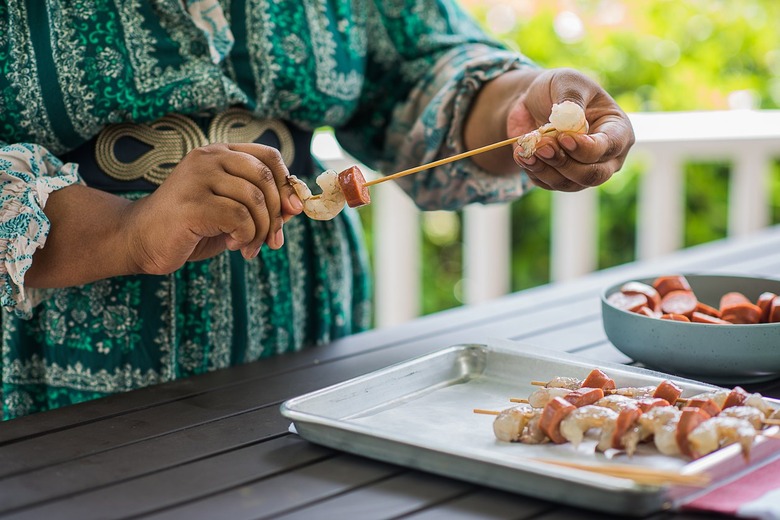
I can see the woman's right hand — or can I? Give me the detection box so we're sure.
[123,143,303,276]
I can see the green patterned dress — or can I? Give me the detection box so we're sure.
[0,0,533,419]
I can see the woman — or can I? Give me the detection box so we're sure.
[0,0,633,419]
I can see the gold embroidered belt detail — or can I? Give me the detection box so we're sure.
[62,108,310,193]
[95,109,295,185]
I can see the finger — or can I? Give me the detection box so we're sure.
[523,170,555,191]
[194,196,257,256]
[210,174,274,255]
[548,68,599,108]
[523,151,584,192]
[219,150,284,248]
[536,152,626,189]
[227,143,303,217]
[557,118,633,164]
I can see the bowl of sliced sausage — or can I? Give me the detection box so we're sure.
[601,274,780,384]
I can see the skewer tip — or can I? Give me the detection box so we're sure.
[473,408,501,416]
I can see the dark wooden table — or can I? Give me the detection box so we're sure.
[2,227,780,520]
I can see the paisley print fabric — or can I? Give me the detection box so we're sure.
[0,0,534,419]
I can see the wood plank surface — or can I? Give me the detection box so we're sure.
[0,226,779,520]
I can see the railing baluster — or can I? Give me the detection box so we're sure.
[373,182,420,328]
[551,189,598,281]
[730,151,771,237]
[636,146,685,259]
[463,203,511,304]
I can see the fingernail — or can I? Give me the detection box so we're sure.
[537,146,554,159]
[560,135,576,151]
[275,228,284,248]
[289,194,303,211]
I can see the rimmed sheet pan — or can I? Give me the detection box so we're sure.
[281,339,780,516]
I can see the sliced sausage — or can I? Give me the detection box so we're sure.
[661,313,690,322]
[653,380,683,404]
[621,281,661,311]
[581,369,616,390]
[756,292,777,323]
[770,296,780,323]
[723,386,750,409]
[691,312,731,325]
[564,387,605,408]
[612,405,642,449]
[607,292,648,313]
[337,166,371,208]
[636,306,660,318]
[686,398,721,417]
[539,397,576,444]
[652,275,691,297]
[676,407,711,457]
[694,302,721,318]
[660,290,698,317]
[721,302,762,324]
[719,291,750,312]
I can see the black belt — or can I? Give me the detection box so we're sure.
[60,108,314,193]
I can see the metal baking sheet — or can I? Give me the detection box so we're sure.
[280,339,780,516]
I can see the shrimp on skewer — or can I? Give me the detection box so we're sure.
[543,376,582,390]
[559,405,618,448]
[688,416,756,459]
[527,387,575,408]
[288,170,346,221]
[516,101,589,159]
[719,406,765,430]
[492,406,537,442]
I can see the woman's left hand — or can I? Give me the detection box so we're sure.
[507,68,635,192]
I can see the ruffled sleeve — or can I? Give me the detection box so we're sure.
[0,143,82,317]
[335,0,538,211]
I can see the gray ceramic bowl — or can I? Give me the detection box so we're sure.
[601,274,780,384]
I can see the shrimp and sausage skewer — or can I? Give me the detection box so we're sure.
[288,170,347,221]
[516,101,589,159]
[288,166,371,221]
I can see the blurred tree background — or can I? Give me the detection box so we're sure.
[360,0,780,316]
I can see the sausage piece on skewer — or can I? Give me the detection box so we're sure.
[337,165,371,208]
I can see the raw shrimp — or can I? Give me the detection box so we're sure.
[653,417,681,456]
[559,405,618,447]
[545,376,581,390]
[528,387,571,408]
[516,101,589,159]
[719,406,765,430]
[596,394,638,412]
[637,406,681,454]
[288,170,345,221]
[611,386,656,399]
[688,416,756,459]
[521,414,549,444]
[743,393,775,417]
[493,406,537,442]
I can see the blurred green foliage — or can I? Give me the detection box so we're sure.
[361,0,780,316]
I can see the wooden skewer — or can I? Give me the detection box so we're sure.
[509,398,529,404]
[534,459,711,487]
[473,408,501,415]
[530,381,547,387]
[309,135,522,200]
[762,418,780,426]
[363,135,522,188]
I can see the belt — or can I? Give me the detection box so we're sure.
[60,108,313,193]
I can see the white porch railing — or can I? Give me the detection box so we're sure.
[313,110,780,328]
